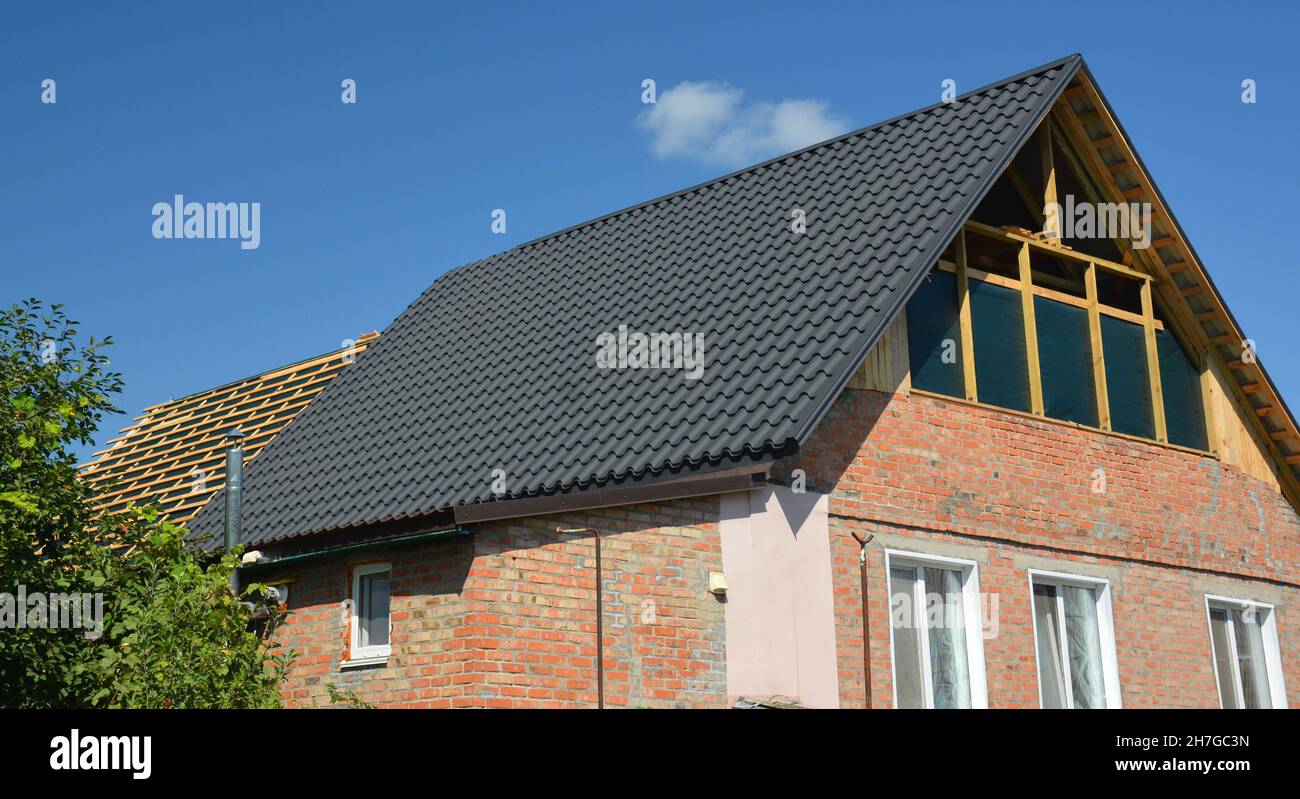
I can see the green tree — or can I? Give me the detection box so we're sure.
[0,299,292,708]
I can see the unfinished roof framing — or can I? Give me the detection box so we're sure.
[81,333,378,523]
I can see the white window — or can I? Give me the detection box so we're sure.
[345,563,391,667]
[1028,570,1122,708]
[885,550,988,708]
[1205,595,1287,709]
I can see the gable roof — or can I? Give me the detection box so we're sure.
[1048,65,1300,506]
[190,55,1083,547]
[81,333,376,524]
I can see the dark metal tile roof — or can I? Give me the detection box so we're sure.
[192,55,1081,546]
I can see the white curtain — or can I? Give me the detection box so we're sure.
[925,567,971,708]
[1063,585,1105,708]
[1033,585,1067,708]
[1235,608,1272,709]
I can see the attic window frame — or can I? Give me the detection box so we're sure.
[919,223,1211,451]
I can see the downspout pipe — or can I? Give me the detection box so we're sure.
[223,429,245,592]
[851,532,875,708]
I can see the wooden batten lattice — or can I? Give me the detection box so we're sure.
[79,332,378,524]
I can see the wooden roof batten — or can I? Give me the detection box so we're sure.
[80,332,378,524]
[1047,67,1300,505]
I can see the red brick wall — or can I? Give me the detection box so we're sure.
[270,386,1300,708]
[270,498,726,708]
[792,389,1300,708]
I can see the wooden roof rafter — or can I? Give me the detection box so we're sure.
[1047,69,1300,507]
[80,332,379,524]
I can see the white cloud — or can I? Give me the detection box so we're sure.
[637,81,850,168]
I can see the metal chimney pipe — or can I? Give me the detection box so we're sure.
[223,428,246,552]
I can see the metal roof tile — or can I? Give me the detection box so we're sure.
[191,55,1080,546]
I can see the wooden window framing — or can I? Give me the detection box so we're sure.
[1084,262,1111,430]
[1140,280,1169,443]
[954,230,979,402]
[934,218,1205,451]
[1018,241,1046,415]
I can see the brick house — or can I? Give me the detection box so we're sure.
[185,54,1300,709]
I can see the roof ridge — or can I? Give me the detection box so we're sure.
[505,53,1083,254]
[790,54,1083,445]
[415,54,1082,298]
[136,330,379,412]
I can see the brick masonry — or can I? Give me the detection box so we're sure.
[266,387,1300,708]
[270,498,726,708]
[787,388,1300,708]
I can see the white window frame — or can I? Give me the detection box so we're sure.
[884,549,989,709]
[344,562,392,668]
[1026,569,1123,709]
[1204,594,1287,709]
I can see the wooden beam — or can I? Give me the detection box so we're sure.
[935,259,1163,330]
[1018,242,1045,415]
[1006,165,1046,230]
[1054,76,1300,510]
[955,231,979,402]
[1085,262,1111,431]
[1140,280,1168,442]
[963,220,1150,282]
[1200,355,1220,456]
[1041,127,1059,239]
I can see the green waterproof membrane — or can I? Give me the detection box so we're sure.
[1034,296,1098,427]
[905,269,1207,451]
[906,269,964,398]
[1157,328,1209,450]
[1099,314,1155,439]
[969,279,1031,413]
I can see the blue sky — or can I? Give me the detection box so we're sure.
[2,1,1297,461]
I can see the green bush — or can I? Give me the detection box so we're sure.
[0,299,293,708]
